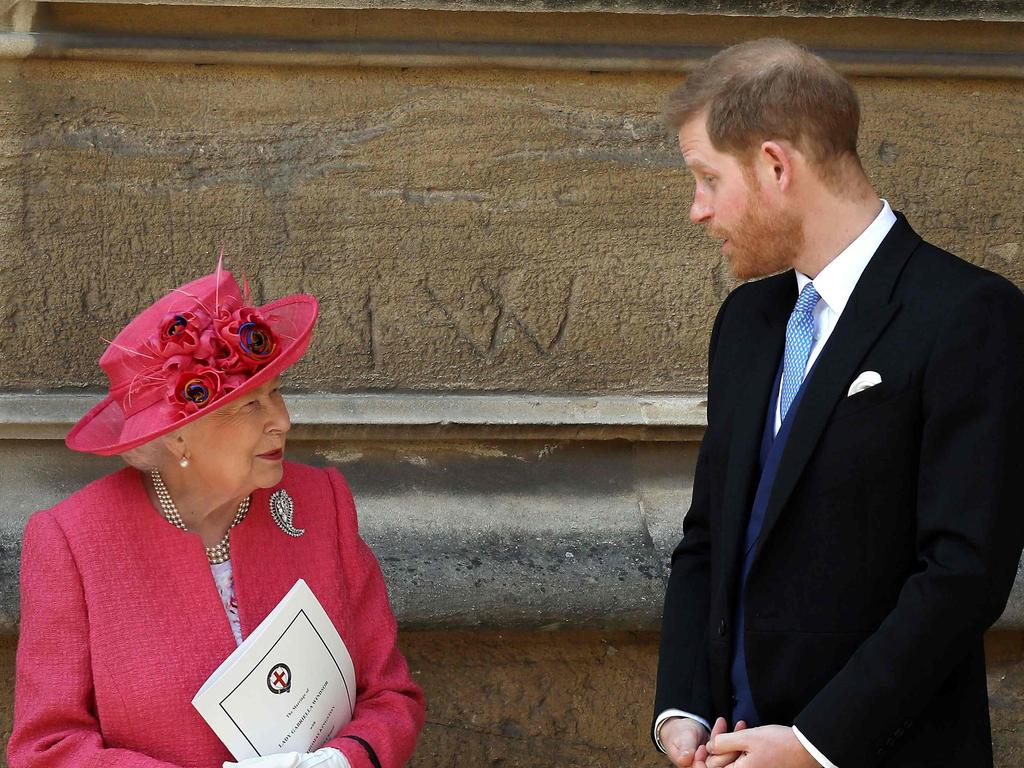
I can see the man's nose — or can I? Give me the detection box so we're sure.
[690,194,712,225]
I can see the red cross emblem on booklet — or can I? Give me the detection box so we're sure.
[266,663,291,694]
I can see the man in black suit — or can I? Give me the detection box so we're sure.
[653,39,1024,768]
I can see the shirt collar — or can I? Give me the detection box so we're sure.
[795,199,897,315]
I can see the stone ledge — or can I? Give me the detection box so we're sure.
[36,0,1024,23]
[0,391,709,441]
[3,32,1022,78]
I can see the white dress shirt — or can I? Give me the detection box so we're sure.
[774,200,897,435]
[656,200,897,768]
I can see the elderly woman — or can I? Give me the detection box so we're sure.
[8,269,424,768]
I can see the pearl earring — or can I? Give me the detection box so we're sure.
[179,457,190,469]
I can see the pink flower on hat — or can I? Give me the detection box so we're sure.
[169,365,246,416]
[213,307,280,373]
[170,365,222,414]
[150,310,212,358]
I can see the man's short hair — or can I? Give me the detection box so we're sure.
[666,38,862,175]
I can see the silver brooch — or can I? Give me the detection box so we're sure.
[269,489,304,537]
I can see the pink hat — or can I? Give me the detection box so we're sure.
[66,268,318,456]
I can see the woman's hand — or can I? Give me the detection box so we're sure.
[224,747,350,768]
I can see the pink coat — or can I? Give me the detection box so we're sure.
[9,462,425,768]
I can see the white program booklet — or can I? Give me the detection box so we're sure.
[193,579,356,760]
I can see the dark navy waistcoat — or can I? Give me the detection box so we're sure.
[729,358,815,726]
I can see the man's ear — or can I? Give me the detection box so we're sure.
[758,140,795,192]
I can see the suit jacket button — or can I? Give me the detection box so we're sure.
[719,619,728,637]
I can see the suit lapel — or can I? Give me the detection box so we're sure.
[718,273,792,587]
[750,214,922,566]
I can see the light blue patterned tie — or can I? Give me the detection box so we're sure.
[780,282,820,422]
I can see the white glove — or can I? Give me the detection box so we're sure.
[224,747,351,768]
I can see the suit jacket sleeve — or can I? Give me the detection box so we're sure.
[8,511,182,768]
[323,469,426,768]
[794,276,1024,764]
[653,289,737,734]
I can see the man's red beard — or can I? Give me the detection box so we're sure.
[713,185,805,281]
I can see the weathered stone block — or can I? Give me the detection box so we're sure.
[1,64,1020,394]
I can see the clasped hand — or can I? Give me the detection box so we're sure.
[662,717,818,768]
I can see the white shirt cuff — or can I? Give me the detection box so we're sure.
[792,725,837,768]
[654,709,711,753]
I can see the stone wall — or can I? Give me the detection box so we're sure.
[0,632,1021,766]
[1,3,1022,767]
[2,63,1022,393]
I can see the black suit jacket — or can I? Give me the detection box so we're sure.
[654,214,1024,766]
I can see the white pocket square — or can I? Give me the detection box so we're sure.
[847,370,882,397]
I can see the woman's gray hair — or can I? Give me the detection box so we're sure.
[118,433,178,472]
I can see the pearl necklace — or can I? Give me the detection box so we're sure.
[150,469,251,565]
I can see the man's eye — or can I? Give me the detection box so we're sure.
[703,176,716,186]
